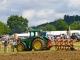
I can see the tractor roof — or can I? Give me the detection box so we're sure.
[29,29,42,32]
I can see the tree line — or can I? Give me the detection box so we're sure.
[33,15,80,31]
[64,15,80,25]
[0,15,80,35]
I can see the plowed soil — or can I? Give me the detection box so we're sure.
[0,50,80,60]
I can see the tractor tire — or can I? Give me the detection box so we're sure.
[32,38,45,51]
[17,42,27,51]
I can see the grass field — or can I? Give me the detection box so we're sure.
[73,42,80,49]
[0,41,80,54]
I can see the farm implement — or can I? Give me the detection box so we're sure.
[52,39,75,50]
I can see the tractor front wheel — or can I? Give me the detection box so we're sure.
[17,43,24,51]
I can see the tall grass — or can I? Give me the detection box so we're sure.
[74,42,80,49]
[0,42,17,54]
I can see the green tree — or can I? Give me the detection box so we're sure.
[39,24,56,31]
[0,21,11,35]
[39,26,46,31]
[56,19,68,30]
[7,15,28,34]
[70,21,80,30]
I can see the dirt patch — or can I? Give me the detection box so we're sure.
[0,50,80,60]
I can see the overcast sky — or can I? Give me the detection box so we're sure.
[0,0,80,27]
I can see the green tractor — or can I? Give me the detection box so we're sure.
[17,29,53,51]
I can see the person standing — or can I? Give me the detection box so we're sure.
[66,29,71,39]
[11,39,17,52]
[11,33,18,52]
[4,39,8,53]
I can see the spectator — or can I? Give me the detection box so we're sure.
[11,39,17,52]
[17,38,20,44]
[4,39,8,53]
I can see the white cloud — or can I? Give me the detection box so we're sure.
[68,0,80,8]
[0,0,8,11]
[22,10,36,19]
[22,9,54,20]
[67,11,79,15]
[55,13,66,19]
[11,9,18,12]
[36,9,54,18]
[32,20,50,26]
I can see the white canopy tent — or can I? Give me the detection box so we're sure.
[46,30,80,36]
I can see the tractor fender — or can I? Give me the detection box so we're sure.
[32,37,44,42]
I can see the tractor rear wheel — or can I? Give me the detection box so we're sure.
[17,43,24,51]
[32,38,45,51]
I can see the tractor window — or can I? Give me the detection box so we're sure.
[37,32,43,36]
[35,32,38,36]
[30,32,34,36]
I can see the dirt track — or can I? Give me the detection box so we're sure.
[0,50,80,60]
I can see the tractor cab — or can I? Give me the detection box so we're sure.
[29,29,48,40]
[29,29,44,37]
